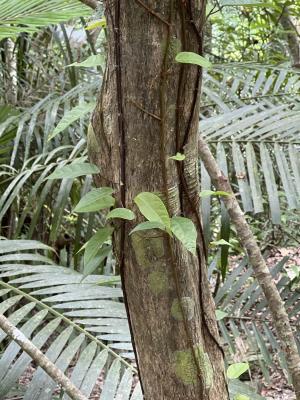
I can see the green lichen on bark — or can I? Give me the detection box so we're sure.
[172,344,214,388]
[171,297,195,321]
[148,271,169,295]
[131,231,165,269]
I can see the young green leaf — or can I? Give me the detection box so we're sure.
[46,162,100,180]
[171,216,197,255]
[84,227,113,268]
[175,52,212,69]
[210,239,233,247]
[234,395,250,400]
[199,190,231,198]
[68,54,104,68]
[134,192,171,231]
[169,152,185,161]
[227,363,249,380]
[74,188,115,213]
[85,18,106,30]
[220,0,274,7]
[48,102,95,140]
[215,309,228,321]
[130,221,166,235]
[106,208,135,221]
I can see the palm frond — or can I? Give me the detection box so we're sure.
[0,239,141,400]
[200,65,300,227]
[0,239,268,400]
[0,0,92,40]
[212,255,300,383]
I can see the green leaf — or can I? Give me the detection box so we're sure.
[134,192,171,231]
[46,163,100,180]
[130,221,166,235]
[210,239,233,247]
[227,363,249,380]
[220,0,274,6]
[84,227,113,268]
[85,18,106,30]
[169,152,185,161]
[0,0,92,40]
[215,309,228,321]
[171,216,197,255]
[106,208,135,221]
[175,52,212,69]
[84,245,112,276]
[74,188,115,213]
[199,190,231,198]
[68,54,105,68]
[48,102,95,140]
[234,395,250,400]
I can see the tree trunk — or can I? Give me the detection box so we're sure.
[280,8,300,68]
[89,1,228,399]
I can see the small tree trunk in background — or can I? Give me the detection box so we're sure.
[280,8,300,68]
[89,1,228,399]
[198,136,300,400]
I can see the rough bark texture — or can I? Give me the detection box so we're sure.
[198,135,300,400]
[89,1,228,399]
[0,314,88,400]
[280,9,300,68]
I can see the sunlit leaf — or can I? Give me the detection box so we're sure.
[134,192,171,232]
[227,363,249,379]
[68,54,105,68]
[46,163,99,180]
[200,190,231,198]
[107,208,135,221]
[130,221,166,235]
[85,18,106,30]
[175,52,212,69]
[74,188,115,213]
[171,216,197,255]
[210,239,233,247]
[169,152,185,161]
[215,309,228,321]
[49,102,95,140]
[84,227,113,267]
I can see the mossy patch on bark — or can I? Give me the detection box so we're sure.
[131,231,165,269]
[172,344,214,388]
[171,297,195,321]
[148,271,169,295]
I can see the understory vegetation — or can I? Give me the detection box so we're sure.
[0,0,299,399]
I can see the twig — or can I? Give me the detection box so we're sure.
[134,0,171,26]
[129,99,161,121]
[79,0,98,10]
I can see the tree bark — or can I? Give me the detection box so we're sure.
[198,135,300,400]
[89,1,228,399]
[280,8,300,68]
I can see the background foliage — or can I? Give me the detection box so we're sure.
[0,0,299,399]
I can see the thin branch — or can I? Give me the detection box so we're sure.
[0,313,88,400]
[79,0,98,10]
[198,134,300,400]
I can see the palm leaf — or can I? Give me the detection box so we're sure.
[212,255,300,383]
[0,239,141,399]
[200,65,300,229]
[0,0,92,40]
